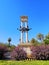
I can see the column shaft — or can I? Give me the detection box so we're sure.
[21,31,23,43]
[26,31,28,43]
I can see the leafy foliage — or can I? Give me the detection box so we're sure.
[31,45,49,60]
[30,38,39,46]
[11,47,27,60]
[44,33,49,45]
[44,39,49,45]
[8,38,11,47]
[0,45,8,60]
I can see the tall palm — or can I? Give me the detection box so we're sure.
[8,38,11,47]
[37,33,44,42]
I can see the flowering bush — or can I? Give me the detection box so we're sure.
[31,45,49,60]
[11,47,27,60]
[0,45,8,60]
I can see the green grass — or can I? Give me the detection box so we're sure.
[0,60,49,65]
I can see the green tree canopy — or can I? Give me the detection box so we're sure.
[8,37,11,47]
[44,33,49,45]
[30,38,39,46]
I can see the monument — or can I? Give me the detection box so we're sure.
[18,16,31,44]
[17,16,32,58]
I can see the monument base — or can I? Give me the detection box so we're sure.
[18,43,32,58]
[18,43,32,47]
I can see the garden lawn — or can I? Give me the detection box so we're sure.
[0,60,49,65]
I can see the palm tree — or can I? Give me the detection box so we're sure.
[37,33,44,43]
[8,38,11,47]
[30,38,39,46]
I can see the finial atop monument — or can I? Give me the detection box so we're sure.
[20,16,28,22]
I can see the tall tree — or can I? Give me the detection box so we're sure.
[30,38,39,46]
[31,38,36,43]
[45,33,49,39]
[8,38,11,47]
[44,33,49,45]
[37,33,44,43]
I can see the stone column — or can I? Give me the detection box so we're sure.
[25,22,28,43]
[21,22,23,43]
[26,31,28,43]
[21,31,23,43]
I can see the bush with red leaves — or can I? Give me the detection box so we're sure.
[11,47,27,60]
[31,45,49,60]
[0,45,8,60]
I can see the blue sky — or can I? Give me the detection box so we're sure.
[0,0,49,45]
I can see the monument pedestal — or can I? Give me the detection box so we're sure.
[18,43,32,47]
[18,43,32,58]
